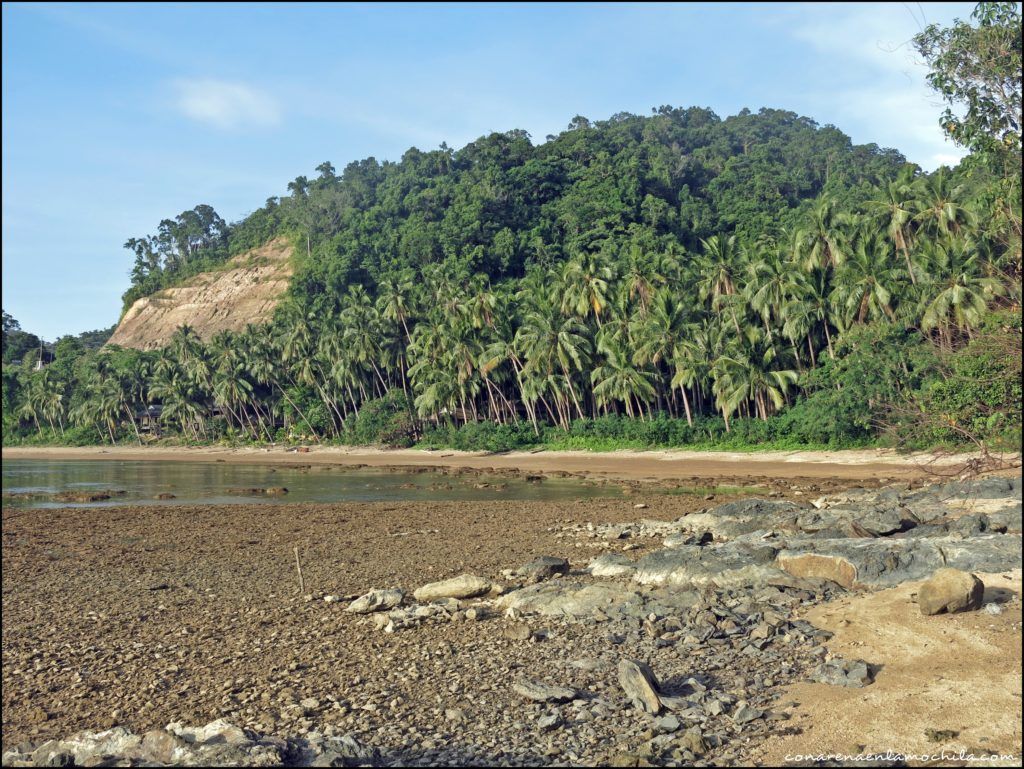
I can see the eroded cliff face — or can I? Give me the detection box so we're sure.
[105,238,294,351]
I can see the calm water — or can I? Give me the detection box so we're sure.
[1,459,619,508]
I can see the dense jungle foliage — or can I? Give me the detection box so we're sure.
[4,4,1021,453]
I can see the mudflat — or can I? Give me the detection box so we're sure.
[1,492,741,755]
[2,461,1020,767]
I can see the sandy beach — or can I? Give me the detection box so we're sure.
[1,444,999,483]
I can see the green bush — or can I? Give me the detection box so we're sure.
[344,390,417,447]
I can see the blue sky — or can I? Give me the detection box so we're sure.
[2,1,975,340]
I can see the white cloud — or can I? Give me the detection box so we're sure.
[788,3,972,170]
[171,78,281,130]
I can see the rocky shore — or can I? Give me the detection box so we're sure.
[2,474,1021,767]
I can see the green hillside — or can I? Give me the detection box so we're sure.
[4,4,1020,452]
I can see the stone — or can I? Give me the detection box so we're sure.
[345,589,404,614]
[588,553,636,578]
[678,728,708,755]
[633,541,787,589]
[653,715,680,733]
[810,658,874,687]
[503,623,533,641]
[732,701,764,724]
[497,580,643,618]
[538,713,562,731]
[778,535,1020,588]
[678,499,808,539]
[517,556,570,582]
[617,659,662,714]
[918,568,985,616]
[139,730,187,763]
[413,574,491,602]
[167,719,252,746]
[512,679,577,703]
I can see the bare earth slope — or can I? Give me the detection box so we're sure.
[105,238,293,350]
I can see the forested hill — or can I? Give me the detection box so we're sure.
[124,107,909,312]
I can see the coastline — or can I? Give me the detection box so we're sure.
[4,444,1012,482]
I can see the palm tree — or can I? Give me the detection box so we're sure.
[800,196,848,270]
[830,229,906,329]
[912,168,974,240]
[630,289,696,423]
[515,303,591,427]
[711,327,798,425]
[917,239,1004,347]
[866,166,920,284]
[591,346,657,419]
[559,252,613,325]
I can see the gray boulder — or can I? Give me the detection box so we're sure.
[497,580,644,618]
[588,553,636,578]
[776,534,1021,588]
[633,541,787,589]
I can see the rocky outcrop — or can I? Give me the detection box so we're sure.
[106,238,293,350]
[0,720,377,767]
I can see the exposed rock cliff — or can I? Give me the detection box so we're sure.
[105,238,293,350]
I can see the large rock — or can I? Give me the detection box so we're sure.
[777,534,1021,588]
[496,581,645,618]
[918,568,985,616]
[633,541,787,589]
[675,499,808,540]
[346,589,404,614]
[14,722,287,768]
[588,553,637,578]
[617,659,662,714]
[413,574,491,602]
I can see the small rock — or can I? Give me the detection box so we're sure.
[678,728,708,755]
[925,728,960,742]
[512,679,577,703]
[617,659,662,714]
[810,658,875,687]
[504,623,533,641]
[653,715,680,733]
[346,589,404,614]
[538,713,562,731]
[732,701,764,724]
[517,556,570,582]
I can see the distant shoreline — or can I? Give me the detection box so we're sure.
[5,444,1011,482]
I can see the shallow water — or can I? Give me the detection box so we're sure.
[1,459,620,508]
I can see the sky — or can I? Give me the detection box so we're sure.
[2,1,977,341]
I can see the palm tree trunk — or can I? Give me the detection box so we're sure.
[680,386,693,427]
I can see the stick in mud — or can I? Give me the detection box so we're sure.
[293,546,305,594]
